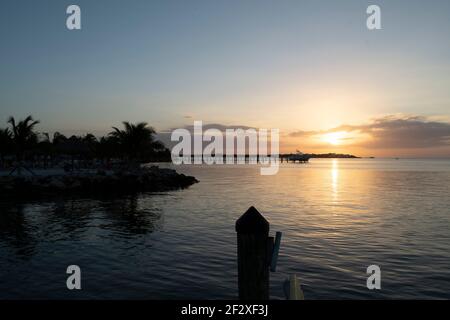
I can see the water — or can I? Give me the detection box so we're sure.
[1,159,450,299]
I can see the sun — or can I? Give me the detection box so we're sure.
[321,131,347,145]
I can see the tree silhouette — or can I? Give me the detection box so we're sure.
[0,128,12,168]
[110,121,156,165]
[7,116,40,175]
[8,116,40,159]
[37,132,53,168]
[0,116,171,172]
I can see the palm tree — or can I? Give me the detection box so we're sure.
[8,116,40,157]
[37,132,53,168]
[96,136,119,164]
[7,116,40,175]
[83,133,97,145]
[53,132,68,146]
[109,121,156,165]
[0,128,12,168]
[60,135,84,171]
[82,134,98,157]
[148,140,171,162]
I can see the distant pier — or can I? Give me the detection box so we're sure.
[186,154,310,164]
[184,153,360,164]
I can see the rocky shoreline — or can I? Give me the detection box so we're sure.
[0,166,198,199]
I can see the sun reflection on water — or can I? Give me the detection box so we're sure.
[331,159,339,201]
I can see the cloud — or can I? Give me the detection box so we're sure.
[289,114,450,149]
[171,123,255,133]
[156,123,258,150]
[154,115,450,154]
[288,130,314,138]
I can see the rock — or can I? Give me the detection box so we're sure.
[0,166,197,199]
[0,166,198,197]
[49,177,65,189]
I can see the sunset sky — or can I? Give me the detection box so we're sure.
[1,0,450,157]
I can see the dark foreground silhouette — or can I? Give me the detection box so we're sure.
[0,166,198,199]
[0,116,197,199]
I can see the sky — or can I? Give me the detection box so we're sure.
[1,0,450,157]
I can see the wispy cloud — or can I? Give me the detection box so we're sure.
[289,114,450,149]
[156,123,257,149]
[154,115,450,156]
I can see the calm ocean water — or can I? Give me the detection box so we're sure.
[1,159,450,299]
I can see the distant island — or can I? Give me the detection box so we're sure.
[279,152,360,162]
[305,153,360,159]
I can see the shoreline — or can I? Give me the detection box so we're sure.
[0,166,198,199]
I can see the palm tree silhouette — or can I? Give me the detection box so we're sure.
[96,136,118,164]
[7,115,40,175]
[110,121,156,166]
[0,128,12,168]
[0,116,171,172]
[37,132,53,168]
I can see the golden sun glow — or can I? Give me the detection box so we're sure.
[321,131,348,145]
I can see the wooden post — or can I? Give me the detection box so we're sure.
[283,275,305,300]
[235,206,271,300]
[270,231,282,272]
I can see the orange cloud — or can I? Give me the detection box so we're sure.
[286,114,450,157]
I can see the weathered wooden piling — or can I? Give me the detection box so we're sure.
[235,206,271,300]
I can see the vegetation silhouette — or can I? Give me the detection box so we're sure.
[110,121,167,168]
[7,116,40,175]
[0,115,171,173]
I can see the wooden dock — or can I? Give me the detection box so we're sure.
[187,154,310,164]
